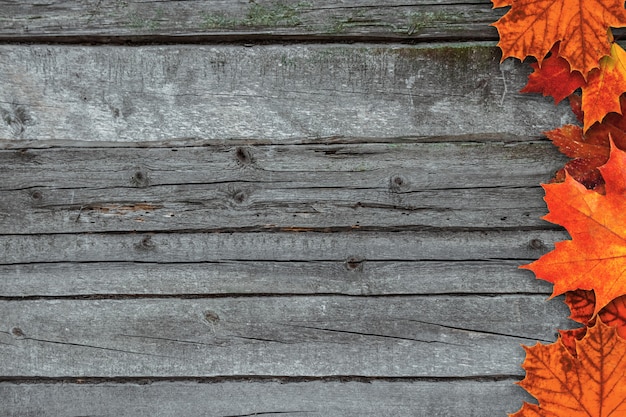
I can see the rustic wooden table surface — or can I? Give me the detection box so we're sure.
[0,1,576,416]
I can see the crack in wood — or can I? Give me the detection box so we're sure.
[395,318,558,343]
[117,334,221,347]
[231,336,292,345]
[220,412,313,417]
[0,374,524,384]
[20,336,177,359]
[273,322,464,346]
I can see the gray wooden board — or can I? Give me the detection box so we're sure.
[0,0,503,41]
[0,141,566,234]
[0,3,576,412]
[0,296,573,377]
[0,230,568,265]
[0,43,575,142]
[0,260,553,298]
[0,380,532,417]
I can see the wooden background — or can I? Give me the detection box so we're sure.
[0,1,577,416]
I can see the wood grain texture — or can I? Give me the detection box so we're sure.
[0,3,573,413]
[0,380,531,417]
[0,260,551,298]
[0,141,565,234]
[0,296,572,377]
[0,1,502,41]
[0,43,575,143]
[0,230,567,265]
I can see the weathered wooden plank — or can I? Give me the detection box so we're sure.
[0,296,572,377]
[0,141,565,233]
[0,230,567,265]
[0,260,551,298]
[0,1,502,41]
[0,141,565,190]
[0,44,575,143]
[0,184,552,234]
[0,380,533,417]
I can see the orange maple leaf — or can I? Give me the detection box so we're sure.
[558,290,626,355]
[521,43,626,130]
[582,43,626,130]
[491,0,511,8]
[522,141,626,314]
[493,0,626,77]
[510,320,626,417]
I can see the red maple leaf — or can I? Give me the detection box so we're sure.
[521,43,626,130]
[545,96,626,190]
[521,45,585,104]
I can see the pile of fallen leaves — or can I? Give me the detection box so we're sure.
[492,1,626,415]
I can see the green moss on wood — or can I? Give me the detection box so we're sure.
[128,7,164,30]
[203,1,309,29]
[405,11,465,35]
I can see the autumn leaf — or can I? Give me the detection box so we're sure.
[521,43,626,130]
[521,45,585,104]
[545,124,608,190]
[491,0,511,8]
[545,96,626,189]
[558,290,626,355]
[569,94,584,123]
[493,0,626,77]
[565,290,597,324]
[582,43,626,130]
[510,319,626,417]
[521,141,626,314]
[558,327,588,357]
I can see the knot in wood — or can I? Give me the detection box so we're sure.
[131,168,150,188]
[30,190,43,201]
[11,327,25,338]
[528,238,545,250]
[235,147,254,166]
[232,190,246,204]
[389,174,408,192]
[136,235,155,251]
[345,257,365,271]
[204,311,220,324]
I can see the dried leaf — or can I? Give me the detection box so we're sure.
[545,97,626,190]
[561,290,626,352]
[522,142,626,314]
[493,0,626,76]
[582,43,626,130]
[491,0,511,8]
[511,320,626,417]
[521,45,585,104]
